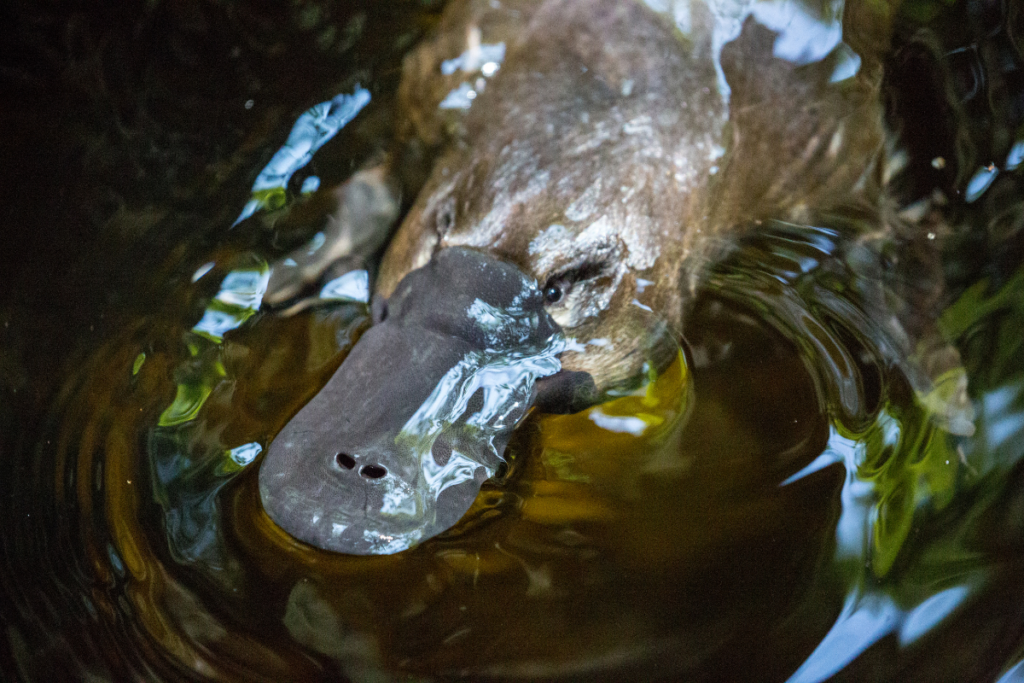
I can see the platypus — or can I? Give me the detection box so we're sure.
[259,0,962,554]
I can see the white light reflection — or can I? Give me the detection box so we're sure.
[467,297,537,347]
[216,269,270,308]
[997,658,1024,682]
[193,309,241,340]
[440,42,506,75]
[643,0,694,35]
[421,450,486,499]
[835,440,871,545]
[437,39,505,113]
[750,0,843,66]
[228,442,262,467]
[1006,141,1024,171]
[966,164,999,203]
[347,328,566,553]
[319,269,369,303]
[191,262,215,282]
[439,82,479,110]
[787,582,975,683]
[306,231,326,255]
[402,336,565,442]
[695,0,853,104]
[788,591,902,683]
[233,86,370,226]
[898,584,971,646]
[589,409,648,436]
[632,298,654,312]
[829,44,862,82]
[783,414,903,561]
[982,383,1024,451]
[362,528,413,554]
[784,418,979,681]
[192,266,269,342]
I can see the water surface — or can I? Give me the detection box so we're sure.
[2,0,1024,681]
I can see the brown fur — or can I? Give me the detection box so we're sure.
[377,0,891,394]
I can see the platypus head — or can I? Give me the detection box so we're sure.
[259,247,594,554]
[376,0,725,402]
[260,0,722,555]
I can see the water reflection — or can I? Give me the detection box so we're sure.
[319,269,370,303]
[5,0,1024,681]
[686,0,857,101]
[160,257,271,427]
[191,262,270,343]
[699,208,1017,679]
[438,34,506,110]
[788,582,975,683]
[1007,141,1024,171]
[151,435,263,569]
[350,334,566,555]
[966,164,1000,203]
[19,236,1024,681]
[999,659,1024,683]
[233,86,371,226]
[749,0,843,66]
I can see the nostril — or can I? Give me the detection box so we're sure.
[360,464,388,479]
[335,452,356,470]
[494,461,509,480]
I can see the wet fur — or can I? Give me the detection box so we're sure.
[264,0,964,419]
[375,0,896,397]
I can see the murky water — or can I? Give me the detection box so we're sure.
[2,0,1024,681]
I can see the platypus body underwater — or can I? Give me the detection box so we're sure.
[259,0,966,554]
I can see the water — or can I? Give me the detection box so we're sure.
[2,0,1024,680]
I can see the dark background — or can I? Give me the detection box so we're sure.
[0,1,441,677]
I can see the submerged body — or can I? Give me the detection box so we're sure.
[259,0,964,554]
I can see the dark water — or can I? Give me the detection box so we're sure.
[2,0,1024,681]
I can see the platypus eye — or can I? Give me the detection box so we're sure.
[544,283,565,304]
[541,259,610,307]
